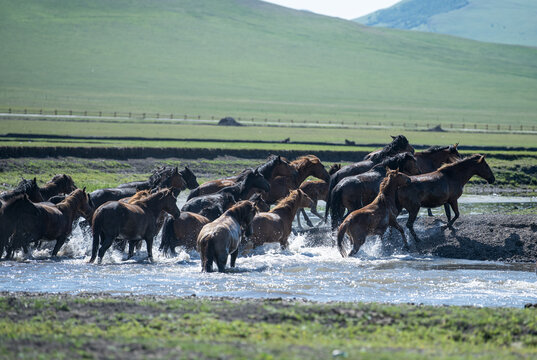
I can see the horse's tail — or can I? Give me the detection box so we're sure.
[159,216,176,254]
[89,213,102,263]
[324,174,337,221]
[187,187,200,201]
[330,187,345,231]
[337,220,349,257]
[198,235,214,272]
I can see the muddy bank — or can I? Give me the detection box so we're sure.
[398,214,537,263]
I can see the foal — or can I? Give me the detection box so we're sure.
[197,200,257,273]
[337,170,411,257]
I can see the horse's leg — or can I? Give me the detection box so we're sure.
[89,231,100,263]
[230,248,239,268]
[127,241,136,259]
[296,211,305,231]
[216,252,227,273]
[445,200,460,228]
[405,207,420,242]
[145,237,154,263]
[390,221,409,250]
[51,236,67,257]
[97,235,114,264]
[302,208,314,227]
[444,203,452,222]
[427,208,433,217]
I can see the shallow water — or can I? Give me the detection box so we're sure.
[0,194,535,307]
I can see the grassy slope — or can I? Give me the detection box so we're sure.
[0,0,536,126]
[355,0,537,47]
[1,295,536,359]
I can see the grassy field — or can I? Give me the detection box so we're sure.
[2,119,537,149]
[1,0,536,126]
[1,294,536,359]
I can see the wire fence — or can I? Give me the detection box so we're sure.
[1,107,536,134]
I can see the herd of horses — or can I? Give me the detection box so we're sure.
[0,135,495,271]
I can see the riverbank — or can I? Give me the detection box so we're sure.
[1,292,536,359]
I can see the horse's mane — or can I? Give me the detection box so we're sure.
[0,178,38,202]
[291,155,321,170]
[0,193,28,207]
[378,170,399,193]
[271,189,301,212]
[420,145,450,154]
[373,152,415,171]
[127,190,152,203]
[131,188,172,206]
[255,155,290,178]
[369,135,410,163]
[148,166,177,187]
[437,154,480,171]
[225,200,255,221]
[56,189,86,209]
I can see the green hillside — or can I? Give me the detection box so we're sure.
[1,0,537,127]
[355,0,537,47]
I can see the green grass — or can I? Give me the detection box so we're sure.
[1,294,536,359]
[2,119,537,149]
[0,0,536,127]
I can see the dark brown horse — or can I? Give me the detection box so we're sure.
[89,188,180,264]
[415,144,461,216]
[327,153,419,230]
[397,154,495,241]
[326,135,414,210]
[198,200,257,272]
[4,188,93,259]
[187,155,295,200]
[0,178,44,208]
[337,170,411,257]
[262,155,330,204]
[39,174,77,201]
[248,189,313,250]
[296,163,341,229]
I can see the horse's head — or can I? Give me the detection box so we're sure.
[268,155,295,178]
[328,163,341,175]
[77,187,94,220]
[391,135,415,155]
[234,200,257,237]
[400,153,420,175]
[306,156,330,182]
[297,189,314,209]
[180,166,200,189]
[448,143,462,162]
[386,168,412,188]
[159,188,181,219]
[156,167,186,192]
[474,155,495,184]
[19,177,44,203]
[245,169,271,193]
[248,193,270,212]
[54,174,77,193]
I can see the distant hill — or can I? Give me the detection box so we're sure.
[355,0,537,47]
[0,0,536,127]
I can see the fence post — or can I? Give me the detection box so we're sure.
[54,110,57,115]
[24,109,27,114]
[99,111,102,117]
[142,113,146,119]
[156,113,159,119]
[171,114,173,119]
[184,114,187,120]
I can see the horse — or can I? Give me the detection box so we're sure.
[415,144,461,217]
[262,155,330,204]
[187,155,294,200]
[327,153,419,230]
[397,154,495,241]
[182,169,270,221]
[248,189,314,250]
[364,135,415,161]
[337,170,412,257]
[326,135,415,213]
[0,178,44,209]
[4,188,93,259]
[159,193,268,256]
[89,188,180,264]
[197,200,257,273]
[90,166,186,212]
[296,163,341,229]
[39,174,77,201]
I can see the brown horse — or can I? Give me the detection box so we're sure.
[397,154,495,241]
[296,163,341,229]
[89,188,180,264]
[197,200,257,272]
[337,170,411,257]
[188,155,295,200]
[327,153,419,230]
[5,188,93,259]
[248,189,314,250]
[0,178,44,208]
[39,174,77,201]
[415,144,461,216]
[262,155,330,204]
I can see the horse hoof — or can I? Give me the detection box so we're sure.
[97,258,103,264]
[148,257,154,263]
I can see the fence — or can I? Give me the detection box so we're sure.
[1,107,536,134]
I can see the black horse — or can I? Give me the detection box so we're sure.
[182,169,270,221]
[0,178,44,209]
